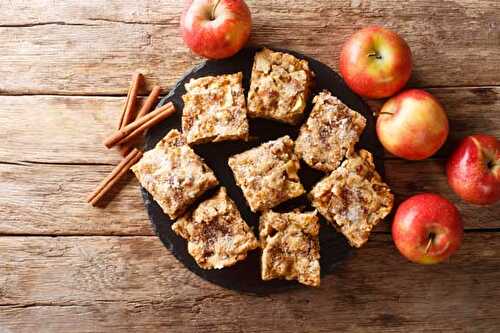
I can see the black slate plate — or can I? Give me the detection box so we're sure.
[141,47,384,295]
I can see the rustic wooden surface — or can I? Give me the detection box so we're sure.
[0,1,499,332]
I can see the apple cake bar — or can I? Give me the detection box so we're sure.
[259,210,320,287]
[172,187,259,270]
[247,48,314,125]
[309,150,393,248]
[295,90,367,172]
[182,72,249,144]
[131,129,218,220]
[228,136,305,212]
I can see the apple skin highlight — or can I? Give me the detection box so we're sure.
[376,89,449,160]
[340,26,412,99]
[181,0,252,60]
[446,134,500,205]
[392,193,463,265]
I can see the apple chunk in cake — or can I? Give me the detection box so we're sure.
[228,136,305,212]
[309,150,393,248]
[260,210,320,287]
[295,90,366,172]
[172,187,258,270]
[247,48,314,125]
[131,129,218,220]
[182,72,249,144]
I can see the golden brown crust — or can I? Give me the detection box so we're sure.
[172,187,258,270]
[131,130,218,219]
[295,91,367,172]
[247,48,314,125]
[182,72,249,144]
[228,136,305,212]
[259,210,320,287]
[309,150,394,248]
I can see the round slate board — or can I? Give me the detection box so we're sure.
[141,47,384,295]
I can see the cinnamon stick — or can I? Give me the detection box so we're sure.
[119,73,142,129]
[87,148,143,206]
[104,102,176,148]
[118,84,132,130]
[117,73,143,156]
[116,104,176,147]
[118,86,162,156]
[137,86,162,119]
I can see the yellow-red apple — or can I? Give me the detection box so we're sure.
[446,134,500,205]
[376,89,449,160]
[392,193,463,265]
[181,0,251,59]
[339,26,412,99]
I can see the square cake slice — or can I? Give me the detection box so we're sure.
[172,187,258,270]
[247,48,314,125]
[260,210,320,287]
[228,136,305,212]
[182,72,249,145]
[295,90,367,172]
[131,129,218,219]
[309,150,394,248]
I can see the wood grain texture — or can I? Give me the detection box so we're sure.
[369,86,500,156]
[1,87,498,164]
[0,159,498,236]
[0,163,151,235]
[0,95,139,165]
[1,2,500,331]
[0,89,498,235]
[0,234,498,332]
[0,0,499,94]
[382,159,500,230]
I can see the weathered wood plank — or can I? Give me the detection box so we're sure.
[372,86,500,156]
[0,163,151,235]
[1,87,498,165]
[0,234,498,332]
[0,158,498,236]
[0,88,498,235]
[381,158,500,231]
[0,0,499,94]
[0,95,134,165]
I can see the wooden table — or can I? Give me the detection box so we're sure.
[1,1,499,332]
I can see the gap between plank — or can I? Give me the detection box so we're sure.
[0,86,498,97]
[0,21,97,28]
[0,18,176,29]
[18,160,115,167]
[0,234,155,237]
[0,160,115,167]
[0,229,498,238]
[0,156,450,167]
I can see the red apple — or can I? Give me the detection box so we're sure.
[392,193,463,264]
[339,26,412,99]
[446,134,500,205]
[181,0,252,59]
[376,89,449,160]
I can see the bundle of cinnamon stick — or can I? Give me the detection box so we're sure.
[87,74,176,206]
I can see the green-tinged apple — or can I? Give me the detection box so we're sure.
[376,89,448,160]
[392,193,463,264]
[446,134,500,205]
[181,0,251,59]
[339,26,412,99]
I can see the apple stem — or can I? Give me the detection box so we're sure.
[484,151,499,170]
[424,237,433,254]
[374,111,394,117]
[368,52,383,60]
[211,0,222,20]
